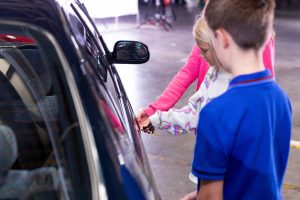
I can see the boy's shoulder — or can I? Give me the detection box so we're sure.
[202,79,289,119]
[204,87,242,110]
[200,89,240,122]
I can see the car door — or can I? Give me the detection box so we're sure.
[67,1,159,199]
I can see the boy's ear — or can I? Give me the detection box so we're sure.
[215,29,230,49]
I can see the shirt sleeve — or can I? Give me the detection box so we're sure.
[192,108,233,180]
[262,35,275,77]
[143,44,202,116]
[149,90,204,135]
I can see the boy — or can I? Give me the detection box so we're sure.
[192,0,292,199]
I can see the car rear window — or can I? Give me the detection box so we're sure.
[0,25,92,200]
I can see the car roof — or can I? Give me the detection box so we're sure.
[0,0,79,43]
[0,0,63,24]
[0,0,88,66]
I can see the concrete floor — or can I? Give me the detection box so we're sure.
[99,3,300,200]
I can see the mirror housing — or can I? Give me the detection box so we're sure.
[111,41,150,64]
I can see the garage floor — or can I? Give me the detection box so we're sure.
[99,3,300,199]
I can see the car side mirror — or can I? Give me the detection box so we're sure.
[111,41,150,64]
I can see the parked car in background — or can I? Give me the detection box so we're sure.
[0,0,159,199]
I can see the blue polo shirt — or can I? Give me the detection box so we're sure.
[192,69,292,200]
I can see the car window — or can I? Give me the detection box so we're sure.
[68,6,108,82]
[70,2,108,55]
[0,25,92,200]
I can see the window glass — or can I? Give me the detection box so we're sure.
[0,25,91,200]
[68,6,107,81]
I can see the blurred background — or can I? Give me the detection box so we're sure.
[83,0,300,199]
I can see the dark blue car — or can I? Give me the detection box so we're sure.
[0,0,160,199]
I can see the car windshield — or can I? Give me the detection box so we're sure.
[0,24,92,200]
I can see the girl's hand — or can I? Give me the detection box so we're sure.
[136,110,148,124]
[136,110,151,127]
[136,110,155,134]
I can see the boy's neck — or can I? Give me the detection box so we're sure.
[230,48,265,77]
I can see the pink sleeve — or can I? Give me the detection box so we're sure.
[262,35,275,77]
[144,44,201,116]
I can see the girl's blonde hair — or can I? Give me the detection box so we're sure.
[193,17,210,46]
[193,17,222,68]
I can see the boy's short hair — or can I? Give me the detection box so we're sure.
[205,0,275,50]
